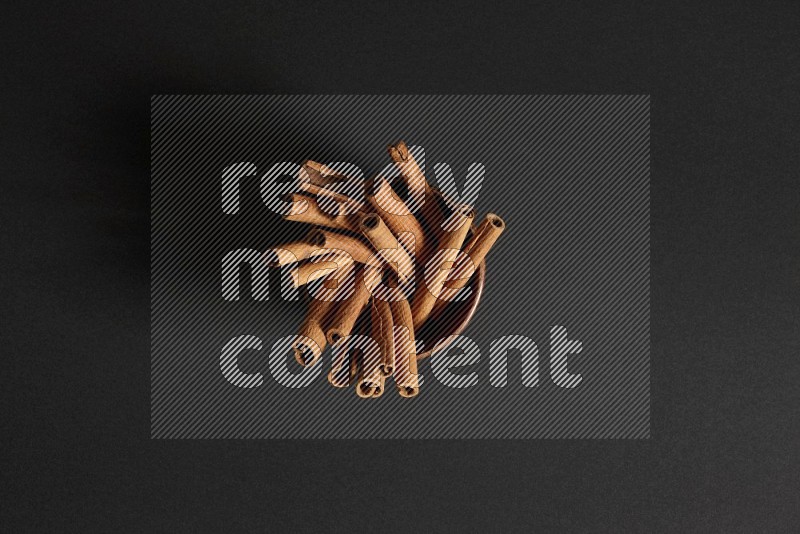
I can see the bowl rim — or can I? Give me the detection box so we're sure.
[415,255,485,360]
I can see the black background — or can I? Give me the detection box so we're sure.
[3,1,798,531]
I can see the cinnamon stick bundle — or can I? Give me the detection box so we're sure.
[272,142,506,399]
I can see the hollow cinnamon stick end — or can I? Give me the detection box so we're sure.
[397,385,420,398]
[360,213,380,232]
[487,213,505,229]
[326,329,345,347]
[293,328,326,367]
[292,343,320,368]
[327,357,355,389]
[356,382,377,398]
[327,373,350,389]
[306,229,326,247]
[387,144,402,162]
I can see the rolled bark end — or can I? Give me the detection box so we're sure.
[309,228,375,267]
[356,382,377,398]
[326,329,344,346]
[438,203,476,235]
[360,213,381,231]
[327,350,354,388]
[307,229,326,247]
[372,381,385,398]
[371,299,395,379]
[303,159,325,174]
[327,369,351,388]
[395,140,409,159]
[487,213,505,229]
[295,319,327,367]
[292,342,319,367]
[387,141,411,162]
[398,385,419,398]
[387,144,402,162]
[460,213,506,264]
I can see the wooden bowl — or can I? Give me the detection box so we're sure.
[305,188,487,360]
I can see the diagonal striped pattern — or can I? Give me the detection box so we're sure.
[151,95,649,439]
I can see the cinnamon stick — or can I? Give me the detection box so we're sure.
[390,298,420,398]
[432,213,505,312]
[370,298,395,376]
[355,320,384,398]
[292,281,345,367]
[307,228,373,265]
[288,250,353,288]
[366,178,426,258]
[387,140,431,199]
[387,140,443,234]
[461,213,506,265]
[284,192,358,232]
[300,160,365,214]
[302,159,353,185]
[325,268,372,345]
[411,204,474,329]
[359,213,415,283]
